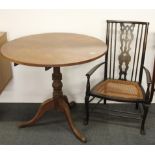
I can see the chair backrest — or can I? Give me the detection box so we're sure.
[104,20,149,84]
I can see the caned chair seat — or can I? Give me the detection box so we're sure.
[91,79,144,101]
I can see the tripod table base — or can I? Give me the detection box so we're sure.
[18,67,86,143]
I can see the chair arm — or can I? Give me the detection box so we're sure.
[86,62,105,77]
[143,66,152,85]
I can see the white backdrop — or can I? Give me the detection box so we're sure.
[0,9,154,103]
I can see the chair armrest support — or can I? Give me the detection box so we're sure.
[143,66,152,102]
[86,62,105,77]
[143,66,151,85]
[85,62,105,95]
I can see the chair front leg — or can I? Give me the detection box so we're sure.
[84,95,90,125]
[140,104,149,135]
[140,79,151,134]
[84,76,91,125]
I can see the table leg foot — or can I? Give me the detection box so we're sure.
[63,95,76,109]
[58,98,87,143]
[19,98,54,128]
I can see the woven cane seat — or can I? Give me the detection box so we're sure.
[91,79,144,101]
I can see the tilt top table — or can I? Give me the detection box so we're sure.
[1,33,107,142]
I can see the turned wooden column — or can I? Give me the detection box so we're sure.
[52,67,63,98]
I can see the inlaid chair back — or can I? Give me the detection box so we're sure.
[105,20,149,83]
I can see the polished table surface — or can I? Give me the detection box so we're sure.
[1,33,107,142]
[1,33,106,67]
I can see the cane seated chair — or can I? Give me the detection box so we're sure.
[84,20,154,134]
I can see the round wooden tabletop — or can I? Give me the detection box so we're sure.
[1,33,107,67]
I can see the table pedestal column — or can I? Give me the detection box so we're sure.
[19,67,86,143]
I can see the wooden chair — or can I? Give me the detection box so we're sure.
[84,20,153,134]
